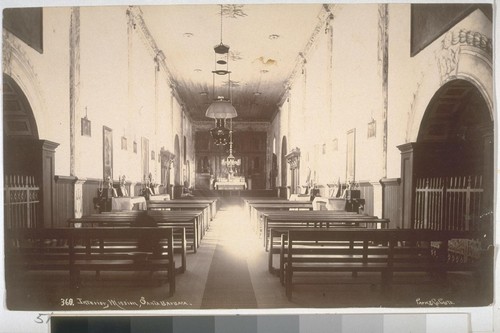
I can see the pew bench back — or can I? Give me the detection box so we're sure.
[283,228,481,299]
[5,227,176,296]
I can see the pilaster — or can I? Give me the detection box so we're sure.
[73,177,86,218]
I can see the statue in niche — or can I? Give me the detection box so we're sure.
[118,175,128,197]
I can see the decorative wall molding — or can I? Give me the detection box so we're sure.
[436,29,492,83]
[73,177,86,218]
[379,177,401,186]
[126,6,190,122]
[2,30,48,121]
[221,4,248,19]
[281,5,336,97]
[2,30,14,75]
[161,149,176,168]
[69,7,81,177]
[378,4,389,178]
[285,147,301,170]
[407,71,425,143]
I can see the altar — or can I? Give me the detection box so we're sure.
[215,181,246,190]
[215,177,247,191]
[111,196,147,211]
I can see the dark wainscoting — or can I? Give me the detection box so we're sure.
[54,176,76,227]
[381,178,402,229]
[277,186,290,199]
[82,178,101,216]
[134,183,143,197]
[358,181,374,216]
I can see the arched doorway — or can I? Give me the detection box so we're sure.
[3,73,58,228]
[399,79,493,232]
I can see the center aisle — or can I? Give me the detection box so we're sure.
[200,198,259,309]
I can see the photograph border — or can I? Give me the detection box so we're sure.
[0,0,498,332]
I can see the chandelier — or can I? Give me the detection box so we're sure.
[206,5,237,145]
[221,123,241,176]
[209,118,230,146]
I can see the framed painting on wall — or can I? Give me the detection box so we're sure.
[103,126,113,181]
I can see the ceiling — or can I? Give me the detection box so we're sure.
[418,80,492,143]
[141,4,325,123]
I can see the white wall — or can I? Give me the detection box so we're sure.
[386,7,493,179]
[280,4,383,189]
[3,7,72,174]
[3,6,196,185]
[274,4,493,190]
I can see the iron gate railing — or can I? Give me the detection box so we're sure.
[414,175,483,231]
[3,175,40,229]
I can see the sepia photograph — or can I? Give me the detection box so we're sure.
[1,0,497,324]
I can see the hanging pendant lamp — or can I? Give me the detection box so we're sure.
[206,4,237,145]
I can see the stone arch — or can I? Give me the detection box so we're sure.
[3,73,58,228]
[407,32,493,143]
[3,32,48,139]
[3,73,39,140]
[416,79,492,177]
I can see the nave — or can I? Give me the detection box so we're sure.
[6,197,486,311]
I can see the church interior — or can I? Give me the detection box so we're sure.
[1,3,496,313]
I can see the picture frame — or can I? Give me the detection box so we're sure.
[81,117,91,137]
[121,136,127,150]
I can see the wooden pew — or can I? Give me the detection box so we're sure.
[262,211,390,250]
[5,227,176,296]
[243,199,308,219]
[266,212,389,275]
[283,228,482,300]
[147,201,211,236]
[268,224,362,276]
[241,197,286,216]
[247,202,314,233]
[91,210,201,252]
[100,209,202,250]
[149,198,219,221]
[68,212,193,272]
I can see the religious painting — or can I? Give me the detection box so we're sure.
[81,116,91,137]
[121,136,127,150]
[102,126,113,181]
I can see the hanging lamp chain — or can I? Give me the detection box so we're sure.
[220,4,223,44]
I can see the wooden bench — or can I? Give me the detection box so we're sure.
[262,211,390,250]
[283,228,483,300]
[68,213,188,273]
[247,202,314,233]
[5,227,176,296]
[147,201,211,236]
[268,225,367,276]
[150,198,219,221]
